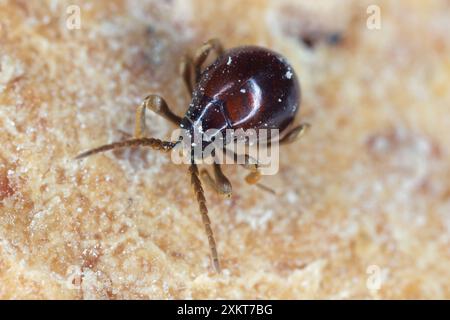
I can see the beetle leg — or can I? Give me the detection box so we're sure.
[244,167,277,195]
[194,38,224,82]
[221,149,276,194]
[135,94,182,138]
[244,169,260,184]
[179,54,194,96]
[228,150,277,195]
[189,163,221,273]
[200,163,232,198]
[279,123,311,145]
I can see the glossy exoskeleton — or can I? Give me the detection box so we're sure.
[76,39,309,273]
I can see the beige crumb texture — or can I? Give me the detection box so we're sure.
[0,0,450,299]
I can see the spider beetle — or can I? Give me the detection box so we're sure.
[76,39,310,273]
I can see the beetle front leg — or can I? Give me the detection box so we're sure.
[135,94,182,138]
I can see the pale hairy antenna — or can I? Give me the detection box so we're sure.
[75,138,177,159]
[189,162,221,273]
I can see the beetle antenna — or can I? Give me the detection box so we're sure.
[189,161,221,273]
[74,138,178,159]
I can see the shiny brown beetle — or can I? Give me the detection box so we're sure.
[76,39,310,272]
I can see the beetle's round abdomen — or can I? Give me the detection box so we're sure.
[184,46,300,138]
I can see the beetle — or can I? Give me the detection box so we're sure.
[76,39,310,273]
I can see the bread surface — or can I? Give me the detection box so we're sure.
[0,0,449,299]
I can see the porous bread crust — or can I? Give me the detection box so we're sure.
[0,0,449,299]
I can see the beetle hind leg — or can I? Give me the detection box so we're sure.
[194,38,224,82]
[279,123,311,145]
[243,166,276,195]
[238,123,311,193]
[179,55,194,96]
[179,38,224,100]
[227,150,277,195]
